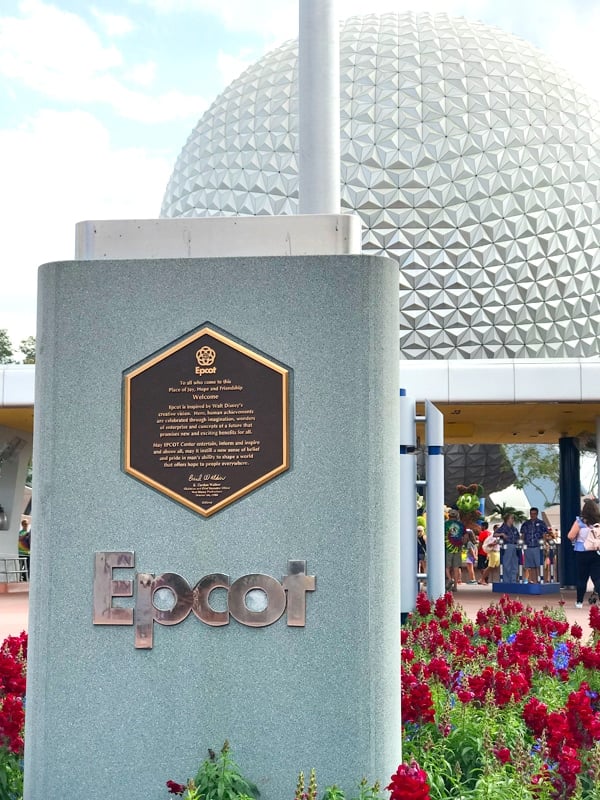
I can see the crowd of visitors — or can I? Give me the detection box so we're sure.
[417,497,600,607]
[416,505,563,592]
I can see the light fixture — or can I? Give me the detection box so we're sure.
[0,505,8,531]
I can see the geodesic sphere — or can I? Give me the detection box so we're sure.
[161,13,600,360]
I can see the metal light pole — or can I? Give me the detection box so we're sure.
[298,0,340,214]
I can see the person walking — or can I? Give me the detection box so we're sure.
[567,498,600,608]
[417,525,427,576]
[465,529,479,584]
[18,520,30,581]
[481,528,501,583]
[477,522,490,583]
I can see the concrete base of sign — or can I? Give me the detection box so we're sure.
[75,215,363,260]
[25,254,400,800]
[492,582,561,594]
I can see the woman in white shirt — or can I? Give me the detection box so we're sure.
[567,498,600,608]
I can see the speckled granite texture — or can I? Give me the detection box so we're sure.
[25,255,400,800]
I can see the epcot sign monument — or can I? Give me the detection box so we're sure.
[22,6,600,800]
[25,4,402,800]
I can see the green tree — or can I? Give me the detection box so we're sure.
[19,336,35,364]
[504,443,560,507]
[0,329,15,364]
[491,502,527,523]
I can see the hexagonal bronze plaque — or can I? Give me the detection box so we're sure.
[123,325,289,516]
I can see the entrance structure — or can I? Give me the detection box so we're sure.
[0,368,33,558]
[3,358,599,568]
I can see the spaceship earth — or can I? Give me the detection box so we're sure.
[161,13,600,360]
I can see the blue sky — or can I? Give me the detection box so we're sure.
[1,0,599,353]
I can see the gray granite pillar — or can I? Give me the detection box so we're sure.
[25,255,400,800]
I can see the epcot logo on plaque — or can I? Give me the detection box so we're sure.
[122,324,290,516]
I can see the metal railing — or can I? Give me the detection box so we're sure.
[497,539,559,584]
[0,556,29,583]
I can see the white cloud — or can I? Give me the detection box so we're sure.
[0,0,123,80]
[140,0,600,101]
[538,5,600,102]
[0,109,174,344]
[140,0,298,43]
[140,0,489,43]
[127,60,157,87]
[91,7,136,37]
[216,49,257,87]
[0,1,207,123]
[55,72,207,122]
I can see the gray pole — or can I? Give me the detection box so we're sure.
[298,0,340,214]
[399,391,417,616]
[425,400,446,599]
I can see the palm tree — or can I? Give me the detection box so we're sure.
[491,503,526,523]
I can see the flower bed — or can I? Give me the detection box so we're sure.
[0,631,26,800]
[4,594,600,799]
[401,593,600,799]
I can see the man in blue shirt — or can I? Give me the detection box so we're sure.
[520,507,548,584]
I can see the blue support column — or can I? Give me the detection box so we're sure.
[559,437,580,588]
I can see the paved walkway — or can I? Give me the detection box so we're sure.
[0,582,595,642]
[447,580,594,639]
[0,588,28,641]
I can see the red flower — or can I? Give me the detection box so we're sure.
[578,645,600,670]
[555,745,582,795]
[415,593,431,617]
[434,596,451,619]
[590,604,600,632]
[410,661,425,678]
[401,680,435,725]
[424,657,451,686]
[494,746,511,764]
[564,682,600,747]
[477,625,492,640]
[166,779,186,795]
[0,694,25,754]
[523,697,548,738]
[387,761,430,800]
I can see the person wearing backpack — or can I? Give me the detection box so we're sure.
[567,497,600,608]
